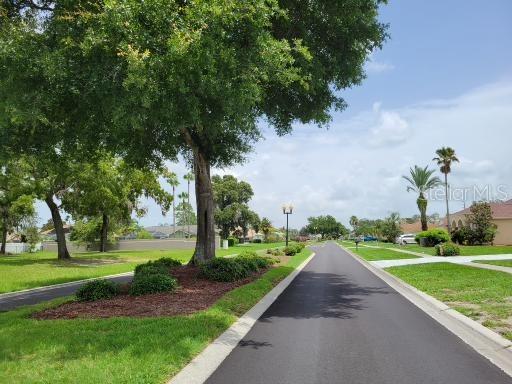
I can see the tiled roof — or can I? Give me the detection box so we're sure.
[451,199,512,219]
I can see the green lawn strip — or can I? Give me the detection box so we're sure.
[0,243,285,294]
[0,249,311,384]
[365,244,512,257]
[386,262,512,340]
[350,247,420,261]
[475,259,512,268]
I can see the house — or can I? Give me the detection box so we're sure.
[449,199,512,245]
[145,225,200,239]
[400,221,423,235]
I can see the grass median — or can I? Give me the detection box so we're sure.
[0,248,312,384]
[475,259,512,268]
[386,262,512,340]
[346,246,420,261]
[0,243,285,294]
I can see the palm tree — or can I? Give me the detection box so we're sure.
[433,147,459,232]
[402,165,441,231]
[166,172,179,237]
[184,171,195,238]
[177,192,189,238]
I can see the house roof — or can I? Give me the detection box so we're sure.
[145,225,198,236]
[400,222,423,234]
[451,199,512,220]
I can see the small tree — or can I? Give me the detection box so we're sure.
[464,202,497,245]
[381,212,402,243]
[260,218,272,241]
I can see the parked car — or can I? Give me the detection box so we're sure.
[363,236,378,242]
[396,233,417,245]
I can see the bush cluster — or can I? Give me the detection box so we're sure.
[129,257,180,296]
[76,279,119,302]
[200,253,276,282]
[435,242,461,256]
[227,237,239,247]
[415,228,450,247]
[267,248,284,256]
[283,243,306,256]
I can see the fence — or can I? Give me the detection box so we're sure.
[42,237,220,253]
[2,243,42,254]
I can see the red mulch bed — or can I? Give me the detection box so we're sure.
[33,266,266,320]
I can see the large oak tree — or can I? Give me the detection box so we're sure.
[1,0,388,263]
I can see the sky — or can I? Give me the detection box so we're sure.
[36,0,512,230]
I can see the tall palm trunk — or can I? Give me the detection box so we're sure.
[417,193,428,231]
[444,173,451,232]
[45,195,71,260]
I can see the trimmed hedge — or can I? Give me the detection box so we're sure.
[129,274,178,296]
[130,257,181,296]
[435,242,461,256]
[76,279,119,302]
[283,243,306,256]
[200,253,277,282]
[415,228,450,247]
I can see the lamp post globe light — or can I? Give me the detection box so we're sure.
[282,204,293,247]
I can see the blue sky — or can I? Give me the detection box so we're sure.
[36,0,512,230]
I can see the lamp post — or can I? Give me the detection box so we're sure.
[282,204,293,247]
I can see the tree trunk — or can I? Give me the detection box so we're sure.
[45,195,71,260]
[189,150,216,264]
[100,213,109,252]
[444,173,451,232]
[417,193,428,231]
[172,186,176,238]
[1,213,7,254]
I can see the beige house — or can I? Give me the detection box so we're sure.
[449,199,512,245]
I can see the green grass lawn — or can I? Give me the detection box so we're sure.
[0,248,312,384]
[0,243,285,294]
[475,259,512,268]
[386,262,512,340]
[348,246,420,261]
[364,243,512,257]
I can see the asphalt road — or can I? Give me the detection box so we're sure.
[206,242,512,384]
[0,273,133,311]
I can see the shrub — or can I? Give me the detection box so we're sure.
[236,252,276,270]
[283,246,297,256]
[435,242,461,256]
[252,238,262,243]
[130,274,178,296]
[199,257,251,282]
[267,248,284,256]
[227,237,239,247]
[134,263,168,277]
[134,258,181,276]
[200,254,276,282]
[76,279,119,302]
[154,257,182,269]
[415,228,450,246]
[284,243,305,256]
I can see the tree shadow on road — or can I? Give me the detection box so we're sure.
[259,271,391,320]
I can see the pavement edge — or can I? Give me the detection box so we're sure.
[167,251,316,384]
[337,243,512,377]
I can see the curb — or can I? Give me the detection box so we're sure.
[337,243,512,376]
[0,272,134,300]
[168,251,316,384]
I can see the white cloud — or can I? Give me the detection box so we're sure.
[35,80,512,229]
[365,52,395,74]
